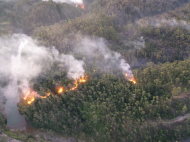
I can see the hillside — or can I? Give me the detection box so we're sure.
[0,0,190,142]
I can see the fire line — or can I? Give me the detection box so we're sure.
[24,77,87,105]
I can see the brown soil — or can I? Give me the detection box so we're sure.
[173,92,190,99]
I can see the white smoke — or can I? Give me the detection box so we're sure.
[42,0,83,4]
[0,34,85,128]
[74,37,133,77]
[0,34,133,128]
[136,17,190,30]
[0,34,84,83]
[5,41,26,129]
[123,36,145,49]
[51,47,84,79]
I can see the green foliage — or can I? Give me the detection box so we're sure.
[18,59,190,142]
[167,3,190,21]
[89,0,189,25]
[34,14,118,51]
[0,0,190,141]
[5,130,27,141]
[135,27,190,63]
[3,0,83,33]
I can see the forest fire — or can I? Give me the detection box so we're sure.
[40,96,47,99]
[81,4,85,10]
[24,91,30,100]
[125,73,137,84]
[28,97,35,104]
[69,77,86,90]
[23,77,87,105]
[23,74,137,105]
[58,87,64,94]
[129,78,137,84]
[75,3,85,10]
[79,78,86,83]
[23,74,136,105]
[47,92,51,96]
[38,93,51,99]
[70,86,77,91]
[24,90,36,104]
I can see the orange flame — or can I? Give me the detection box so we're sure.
[58,87,64,94]
[129,78,137,84]
[40,96,47,99]
[70,80,78,91]
[23,76,87,105]
[24,91,30,100]
[28,97,35,104]
[70,87,76,91]
[47,92,51,96]
[40,92,51,99]
[79,78,86,83]
[24,90,36,105]
[75,3,85,10]
[81,4,85,10]
[125,73,137,84]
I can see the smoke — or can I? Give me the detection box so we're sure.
[0,34,84,128]
[0,34,133,128]
[0,34,84,83]
[51,47,84,79]
[42,0,83,4]
[74,37,133,77]
[136,17,190,30]
[122,36,145,49]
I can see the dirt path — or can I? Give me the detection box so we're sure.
[173,92,190,99]
[161,113,190,125]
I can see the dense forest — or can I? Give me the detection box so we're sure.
[0,0,190,142]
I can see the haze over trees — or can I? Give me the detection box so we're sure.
[0,0,190,141]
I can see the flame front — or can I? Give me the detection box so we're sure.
[24,91,30,100]
[23,76,87,105]
[129,78,137,84]
[24,90,36,104]
[79,79,86,83]
[81,4,85,10]
[47,92,51,96]
[23,74,136,106]
[125,73,137,84]
[58,87,64,94]
[28,97,35,104]
[40,96,47,99]
[75,3,85,10]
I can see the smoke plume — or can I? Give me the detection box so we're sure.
[51,47,84,79]
[0,34,133,128]
[74,37,133,77]
[0,34,84,85]
[0,34,84,129]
